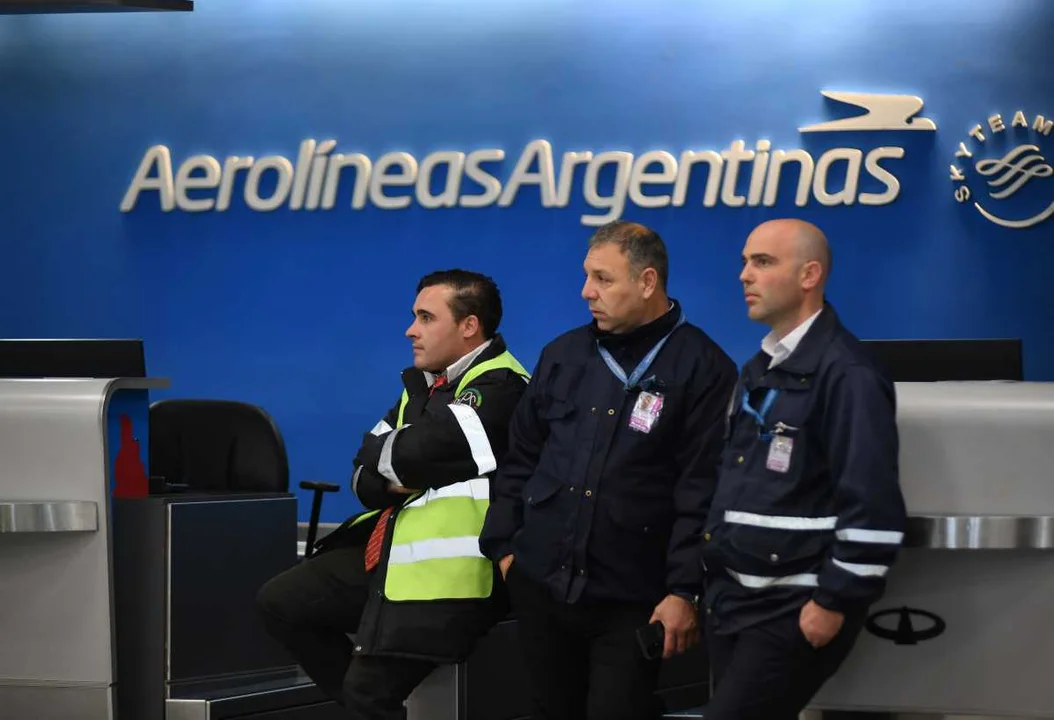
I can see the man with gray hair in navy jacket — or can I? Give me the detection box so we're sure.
[481,220,737,720]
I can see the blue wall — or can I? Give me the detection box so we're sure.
[2,0,1052,522]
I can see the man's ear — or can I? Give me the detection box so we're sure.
[461,314,480,338]
[639,267,659,299]
[800,260,822,291]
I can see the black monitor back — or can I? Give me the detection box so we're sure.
[861,338,1023,382]
[0,339,146,379]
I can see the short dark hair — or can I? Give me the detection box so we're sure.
[588,220,669,291]
[417,269,503,339]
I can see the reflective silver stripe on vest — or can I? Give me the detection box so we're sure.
[835,527,904,544]
[404,477,489,509]
[446,404,497,475]
[833,558,889,577]
[725,510,837,531]
[370,419,394,436]
[727,568,819,588]
[387,535,486,565]
[378,425,409,487]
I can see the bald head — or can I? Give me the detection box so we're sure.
[752,219,831,286]
[740,218,831,337]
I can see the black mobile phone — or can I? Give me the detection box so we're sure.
[636,621,665,660]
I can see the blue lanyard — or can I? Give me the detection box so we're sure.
[741,388,779,427]
[597,311,686,390]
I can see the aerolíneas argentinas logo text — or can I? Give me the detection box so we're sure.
[121,91,935,226]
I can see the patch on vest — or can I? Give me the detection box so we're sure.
[453,387,483,408]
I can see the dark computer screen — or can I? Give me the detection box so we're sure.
[861,338,1023,382]
[0,339,146,378]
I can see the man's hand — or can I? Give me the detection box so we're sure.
[799,599,844,648]
[649,594,699,659]
[353,433,386,470]
[389,484,415,495]
[354,466,408,510]
[498,554,514,580]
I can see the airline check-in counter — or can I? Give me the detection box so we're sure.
[806,380,1054,719]
[0,363,1052,719]
[0,376,172,719]
[0,375,334,720]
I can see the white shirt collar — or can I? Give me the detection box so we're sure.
[423,338,493,388]
[761,309,822,369]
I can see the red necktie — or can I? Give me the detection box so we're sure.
[364,375,446,572]
[364,506,393,572]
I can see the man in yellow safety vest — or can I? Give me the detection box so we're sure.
[256,269,529,719]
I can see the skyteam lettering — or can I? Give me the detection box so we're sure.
[120,92,935,226]
[950,109,1054,229]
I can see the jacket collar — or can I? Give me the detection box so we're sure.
[589,299,680,343]
[748,302,841,377]
[402,334,508,396]
[761,308,822,368]
[424,338,492,388]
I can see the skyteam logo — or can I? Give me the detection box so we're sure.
[950,109,1054,229]
[120,90,936,226]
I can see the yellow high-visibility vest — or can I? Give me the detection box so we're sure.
[353,351,529,601]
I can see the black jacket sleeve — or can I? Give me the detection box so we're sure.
[352,466,408,510]
[351,397,403,507]
[812,363,907,613]
[664,351,738,599]
[478,351,550,562]
[355,369,527,492]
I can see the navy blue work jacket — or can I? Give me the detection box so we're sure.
[701,304,907,634]
[480,301,737,606]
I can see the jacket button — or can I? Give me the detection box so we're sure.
[528,496,533,503]
[569,486,575,492]
[769,553,779,562]
[577,569,585,576]
[737,456,745,464]
[607,409,615,415]
[585,490,592,497]
[591,407,597,413]
[703,532,711,541]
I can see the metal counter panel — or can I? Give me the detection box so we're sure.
[905,515,1054,550]
[0,500,99,533]
[895,381,1054,516]
[810,548,1054,717]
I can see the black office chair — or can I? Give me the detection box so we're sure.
[148,399,339,558]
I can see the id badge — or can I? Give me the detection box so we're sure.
[766,436,794,473]
[629,391,664,433]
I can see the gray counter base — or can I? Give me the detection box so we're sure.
[165,668,343,720]
[666,712,1039,719]
[805,714,1037,720]
[0,683,113,720]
